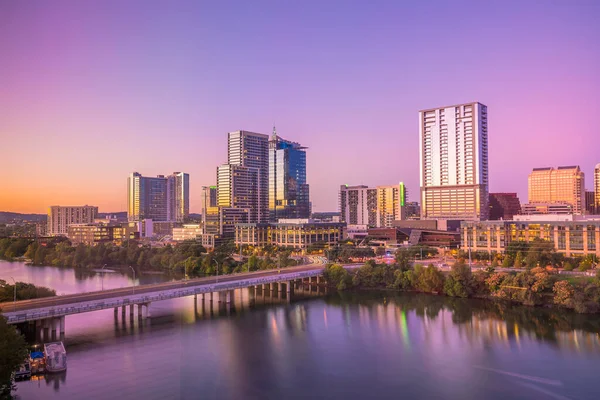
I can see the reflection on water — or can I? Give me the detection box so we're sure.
[3,260,600,399]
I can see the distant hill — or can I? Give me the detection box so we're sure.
[0,212,46,223]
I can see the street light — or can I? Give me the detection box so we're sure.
[213,259,219,282]
[10,276,16,312]
[100,264,107,291]
[129,266,136,295]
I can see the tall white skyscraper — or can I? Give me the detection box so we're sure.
[167,172,189,222]
[419,102,489,220]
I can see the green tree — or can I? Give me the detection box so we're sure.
[0,314,28,398]
[444,263,473,298]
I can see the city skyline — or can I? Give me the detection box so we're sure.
[1,1,599,214]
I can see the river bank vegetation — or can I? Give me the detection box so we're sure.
[0,238,297,277]
[0,281,56,303]
[324,250,600,314]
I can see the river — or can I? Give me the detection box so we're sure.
[1,260,600,400]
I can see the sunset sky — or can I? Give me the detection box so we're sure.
[1,0,599,214]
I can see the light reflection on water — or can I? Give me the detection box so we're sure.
[2,261,600,399]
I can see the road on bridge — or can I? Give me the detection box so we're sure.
[0,264,324,314]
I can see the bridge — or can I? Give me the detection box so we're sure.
[0,264,327,339]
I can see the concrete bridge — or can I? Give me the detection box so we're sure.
[0,264,327,339]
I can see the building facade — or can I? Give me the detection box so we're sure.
[489,193,521,220]
[339,185,377,226]
[201,186,219,235]
[527,166,585,215]
[268,128,310,221]
[48,206,98,236]
[128,172,168,222]
[167,172,190,223]
[67,223,137,245]
[419,102,489,220]
[340,184,406,227]
[461,219,600,257]
[235,219,345,249]
[217,164,260,222]
[172,224,202,241]
[586,191,596,215]
[226,130,269,222]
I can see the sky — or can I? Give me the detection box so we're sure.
[1,0,599,214]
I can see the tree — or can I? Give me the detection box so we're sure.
[553,280,575,307]
[502,255,514,268]
[415,264,445,293]
[514,251,524,269]
[444,263,473,298]
[0,314,28,398]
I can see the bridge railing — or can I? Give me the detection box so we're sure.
[4,269,324,324]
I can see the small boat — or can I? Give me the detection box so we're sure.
[44,342,67,373]
[14,360,31,380]
[30,348,46,374]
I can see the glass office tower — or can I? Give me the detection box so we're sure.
[268,128,310,221]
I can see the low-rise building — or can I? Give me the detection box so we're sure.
[461,218,600,257]
[235,219,345,249]
[521,202,573,215]
[172,224,202,241]
[68,223,138,245]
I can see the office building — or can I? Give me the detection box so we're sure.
[47,205,98,236]
[595,164,600,214]
[68,223,137,245]
[172,224,202,242]
[217,164,260,222]
[127,172,168,222]
[225,130,269,222]
[128,172,189,222]
[419,102,489,220]
[462,218,600,258]
[339,183,406,227]
[201,186,219,235]
[489,193,521,220]
[527,166,585,215]
[404,202,420,220]
[585,191,596,215]
[167,172,190,223]
[235,219,345,249]
[269,128,310,220]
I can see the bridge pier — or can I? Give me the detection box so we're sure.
[43,319,50,341]
[202,293,205,302]
[209,292,214,302]
[137,304,143,319]
[114,307,118,318]
[225,291,231,303]
[129,304,134,317]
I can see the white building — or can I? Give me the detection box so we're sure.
[167,172,190,223]
[47,205,98,236]
[419,102,489,220]
[339,183,406,227]
[172,224,202,241]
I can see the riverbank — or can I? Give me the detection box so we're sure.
[323,262,600,314]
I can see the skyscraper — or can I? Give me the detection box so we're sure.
[376,183,406,227]
[269,127,310,221]
[201,186,219,234]
[527,166,585,215]
[128,172,188,222]
[167,172,189,223]
[219,130,269,223]
[419,102,489,220]
[489,193,521,220]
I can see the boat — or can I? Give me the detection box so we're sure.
[30,346,46,375]
[44,342,67,373]
[14,360,31,380]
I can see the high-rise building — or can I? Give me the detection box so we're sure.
[48,205,98,236]
[585,191,596,215]
[128,172,188,222]
[376,183,407,227]
[226,130,269,222]
[340,183,406,227]
[201,186,219,235]
[595,164,600,213]
[419,102,489,220]
[167,172,189,223]
[128,172,168,222]
[269,127,310,221]
[217,164,260,222]
[339,185,377,226]
[489,193,521,220]
[527,166,585,215]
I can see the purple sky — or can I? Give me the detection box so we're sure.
[1,0,599,213]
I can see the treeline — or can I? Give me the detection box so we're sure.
[0,280,56,303]
[324,259,600,314]
[460,238,598,271]
[0,237,297,277]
